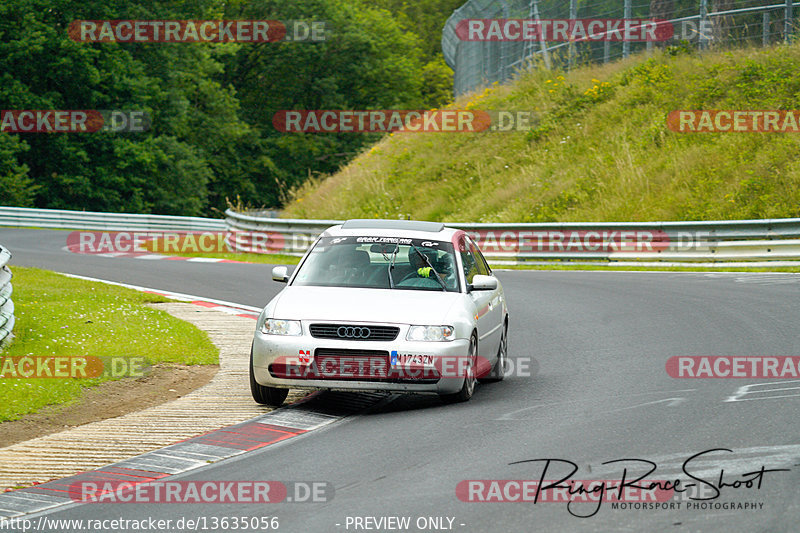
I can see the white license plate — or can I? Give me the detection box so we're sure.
[395,353,434,366]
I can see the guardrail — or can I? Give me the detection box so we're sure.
[2,207,797,265]
[0,206,226,232]
[225,209,341,254]
[0,245,14,350]
[225,209,800,265]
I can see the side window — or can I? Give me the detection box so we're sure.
[469,239,491,276]
[459,237,478,284]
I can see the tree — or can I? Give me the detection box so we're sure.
[221,0,429,196]
[0,135,36,207]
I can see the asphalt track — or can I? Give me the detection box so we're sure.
[2,228,800,532]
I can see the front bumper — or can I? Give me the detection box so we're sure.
[252,321,471,395]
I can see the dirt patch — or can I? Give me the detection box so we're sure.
[0,364,218,448]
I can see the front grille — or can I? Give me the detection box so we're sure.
[314,348,389,381]
[310,324,400,341]
[268,348,438,384]
[315,348,389,357]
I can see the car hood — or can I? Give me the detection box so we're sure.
[270,286,464,325]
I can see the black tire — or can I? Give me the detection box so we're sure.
[480,320,507,383]
[441,333,478,403]
[249,345,289,406]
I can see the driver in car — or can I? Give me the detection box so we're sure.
[409,248,435,278]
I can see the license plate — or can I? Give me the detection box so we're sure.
[392,352,434,366]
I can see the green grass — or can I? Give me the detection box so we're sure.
[0,267,219,422]
[283,42,800,223]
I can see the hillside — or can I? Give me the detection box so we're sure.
[284,43,800,223]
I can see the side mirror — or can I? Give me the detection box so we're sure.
[469,274,497,292]
[272,266,289,283]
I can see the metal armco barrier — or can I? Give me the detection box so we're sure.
[225,209,800,265]
[0,206,226,232]
[0,246,14,349]
[2,206,797,265]
[225,209,340,255]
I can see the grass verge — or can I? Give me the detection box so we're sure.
[284,42,800,223]
[0,267,219,422]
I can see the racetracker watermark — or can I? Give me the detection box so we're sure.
[466,229,672,254]
[69,480,332,504]
[272,110,543,133]
[666,356,800,379]
[456,479,675,504]
[1,517,280,532]
[69,20,328,43]
[66,231,285,255]
[456,19,673,42]
[465,229,726,254]
[667,110,800,133]
[269,354,536,380]
[0,356,145,379]
[0,110,150,133]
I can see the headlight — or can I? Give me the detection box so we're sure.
[261,319,303,336]
[406,325,455,342]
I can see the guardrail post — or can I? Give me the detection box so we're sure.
[569,0,578,69]
[500,1,510,81]
[786,0,794,43]
[764,11,771,46]
[532,0,551,69]
[699,0,709,50]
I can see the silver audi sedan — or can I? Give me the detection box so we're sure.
[250,219,508,405]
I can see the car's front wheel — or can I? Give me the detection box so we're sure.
[249,344,289,406]
[441,333,477,403]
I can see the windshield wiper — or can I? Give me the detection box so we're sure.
[387,243,400,289]
[411,245,448,292]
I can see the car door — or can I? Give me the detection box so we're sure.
[459,236,496,376]
[468,237,504,357]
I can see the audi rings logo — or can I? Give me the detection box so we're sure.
[337,326,371,339]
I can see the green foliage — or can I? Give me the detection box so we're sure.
[285,42,800,223]
[0,135,36,206]
[366,0,464,58]
[0,0,457,214]
[665,41,696,57]
[0,0,246,214]
[421,56,455,108]
[220,0,433,195]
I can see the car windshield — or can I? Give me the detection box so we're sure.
[292,236,460,292]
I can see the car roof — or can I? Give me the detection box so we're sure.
[325,219,461,240]
[341,219,445,232]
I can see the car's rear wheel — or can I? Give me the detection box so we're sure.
[480,320,507,383]
[249,344,289,406]
[441,333,477,403]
